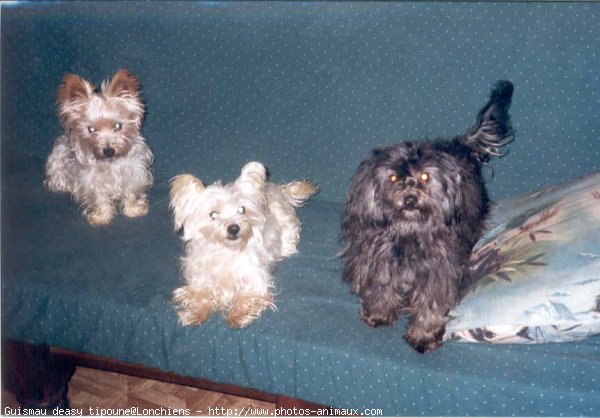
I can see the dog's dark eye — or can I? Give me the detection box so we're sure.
[237,206,245,214]
[420,172,431,182]
[210,211,218,220]
[88,126,96,134]
[389,174,398,183]
[114,122,122,130]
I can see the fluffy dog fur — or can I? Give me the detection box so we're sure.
[44,70,153,226]
[341,81,515,353]
[170,162,318,328]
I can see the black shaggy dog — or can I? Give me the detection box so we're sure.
[341,81,515,353]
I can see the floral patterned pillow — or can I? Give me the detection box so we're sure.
[445,172,600,344]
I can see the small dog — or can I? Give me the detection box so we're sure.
[170,162,318,328]
[44,70,153,226]
[341,81,515,353]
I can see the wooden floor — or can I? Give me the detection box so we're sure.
[3,366,275,415]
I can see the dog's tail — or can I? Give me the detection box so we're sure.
[280,180,319,207]
[462,80,515,162]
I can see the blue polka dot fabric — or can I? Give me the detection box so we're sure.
[3,2,599,201]
[2,2,599,416]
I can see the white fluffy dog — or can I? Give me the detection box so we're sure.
[170,162,318,328]
[44,70,153,226]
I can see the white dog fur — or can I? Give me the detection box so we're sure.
[170,162,318,328]
[44,70,153,226]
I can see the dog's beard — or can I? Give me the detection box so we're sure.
[388,190,434,221]
[174,182,268,254]
[384,199,444,235]
[198,219,254,251]
[66,97,142,164]
[378,166,458,234]
[70,125,136,163]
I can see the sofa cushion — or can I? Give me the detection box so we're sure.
[3,1,600,416]
[446,172,600,343]
[3,151,600,416]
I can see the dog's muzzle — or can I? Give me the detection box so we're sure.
[403,194,418,209]
[226,223,241,240]
[102,147,116,158]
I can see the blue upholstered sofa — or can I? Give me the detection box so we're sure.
[2,2,599,415]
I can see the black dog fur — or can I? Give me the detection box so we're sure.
[341,81,515,353]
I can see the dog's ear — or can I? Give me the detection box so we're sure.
[169,174,205,236]
[463,80,515,161]
[342,153,386,228]
[57,74,95,127]
[58,74,94,103]
[103,70,145,127]
[236,161,268,192]
[104,69,141,98]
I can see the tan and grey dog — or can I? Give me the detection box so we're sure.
[44,70,153,226]
[170,162,318,328]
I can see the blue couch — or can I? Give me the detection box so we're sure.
[3,2,599,415]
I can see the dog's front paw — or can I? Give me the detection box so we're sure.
[226,294,275,328]
[177,307,213,326]
[404,327,445,354]
[172,286,214,326]
[360,308,396,328]
[122,196,149,218]
[85,205,115,226]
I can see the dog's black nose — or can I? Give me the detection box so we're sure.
[103,147,115,157]
[227,224,240,236]
[404,194,418,208]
